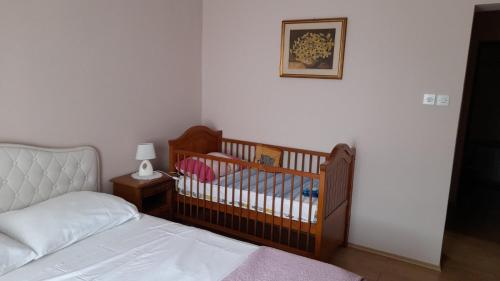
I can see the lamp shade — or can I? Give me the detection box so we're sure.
[136,143,156,160]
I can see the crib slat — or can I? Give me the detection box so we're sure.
[246,167,251,233]
[217,159,221,225]
[288,174,294,246]
[298,175,304,249]
[309,154,313,173]
[316,156,321,174]
[183,153,187,216]
[307,176,313,251]
[224,160,228,227]
[254,169,260,236]
[271,172,276,241]
[203,157,207,221]
[239,164,244,231]
[189,160,193,217]
[262,170,267,238]
[294,152,298,171]
[176,153,180,216]
[302,153,305,172]
[196,158,201,219]
[210,158,214,223]
[279,173,285,244]
[231,161,236,229]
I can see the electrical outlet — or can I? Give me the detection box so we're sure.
[436,95,449,106]
[423,94,436,105]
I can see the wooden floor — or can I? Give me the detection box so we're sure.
[330,232,500,281]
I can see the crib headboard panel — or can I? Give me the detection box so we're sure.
[168,126,222,172]
[0,144,100,213]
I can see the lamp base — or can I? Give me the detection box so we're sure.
[131,171,162,180]
[138,159,154,176]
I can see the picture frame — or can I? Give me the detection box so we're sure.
[280,18,347,79]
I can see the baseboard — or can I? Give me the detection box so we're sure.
[348,243,442,272]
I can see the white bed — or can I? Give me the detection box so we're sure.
[0,214,257,281]
[0,144,257,281]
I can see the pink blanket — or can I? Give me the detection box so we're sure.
[223,247,364,281]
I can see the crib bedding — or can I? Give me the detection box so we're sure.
[177,168,319,223]
[0,215,258,281]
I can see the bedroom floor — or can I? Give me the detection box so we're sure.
[330,232,500,281]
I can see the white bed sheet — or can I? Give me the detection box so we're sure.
[0,215,258,281]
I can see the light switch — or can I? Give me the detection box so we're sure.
[423,94,436,105]
[436,95,449,106]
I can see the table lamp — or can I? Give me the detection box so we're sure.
[132,143,161,180]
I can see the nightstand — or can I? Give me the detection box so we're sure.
[111,173,175,219]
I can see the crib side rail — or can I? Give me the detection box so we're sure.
[222,138,329,174]
[173,149,320,177]
[171,149,321,254]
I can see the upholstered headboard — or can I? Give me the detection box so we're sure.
[0,144,100,213]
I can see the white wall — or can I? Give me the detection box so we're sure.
[0,0,202,192]
[202,0,499,265]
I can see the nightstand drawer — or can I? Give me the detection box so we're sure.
[142,184,166,198]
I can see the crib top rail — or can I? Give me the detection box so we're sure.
[172,149,320,179]
[222,138,330,158]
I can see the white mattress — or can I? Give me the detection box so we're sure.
[1,215,258,281]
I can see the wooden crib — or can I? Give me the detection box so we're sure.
[168,126,355,261]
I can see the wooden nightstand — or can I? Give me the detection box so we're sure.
[111,173,175,219]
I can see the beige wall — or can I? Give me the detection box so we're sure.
[0,0,202,192]
[202,0,498,265]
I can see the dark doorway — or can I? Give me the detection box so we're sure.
[447,11,500,243]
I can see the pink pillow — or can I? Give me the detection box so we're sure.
[175,158,215,183]
[175,152,242,183]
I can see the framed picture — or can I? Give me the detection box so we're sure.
[280,18,347,79]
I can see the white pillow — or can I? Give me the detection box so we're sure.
[0,233,36,276]
[0,191,139,258]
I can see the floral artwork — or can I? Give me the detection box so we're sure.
[280,18,347,79]
[289,29,335,69]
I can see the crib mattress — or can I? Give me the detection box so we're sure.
[177,169,319,223]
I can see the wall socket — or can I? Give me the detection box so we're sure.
[423,94,436,105]
[436,95,449,106]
